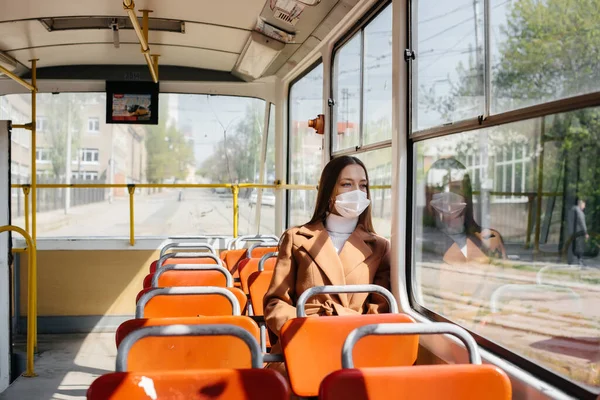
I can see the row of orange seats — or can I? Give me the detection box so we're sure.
[87,237,513,399]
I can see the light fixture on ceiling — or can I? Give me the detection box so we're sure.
[0,51,18,72]
[233,31,285,80]
[110,18,120,48]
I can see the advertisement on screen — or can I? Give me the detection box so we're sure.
[105,81,159,125]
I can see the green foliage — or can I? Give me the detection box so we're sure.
[200,102,265,184]
[145,97,195,183]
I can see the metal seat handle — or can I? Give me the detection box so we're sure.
[156,252,221,269]
[116,324,263,371]
[296,285,399,317]
[247,242,279,258]
[152,264,233,287]
[342,322,481,368]
[258,252,278,271]
[159,242,217,257]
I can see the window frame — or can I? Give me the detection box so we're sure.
[406,2,600,396]
[330,0,393,157]
[87,117,100,133]
[285,57,324,229]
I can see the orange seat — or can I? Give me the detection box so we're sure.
[247,270,273,316]
[136,287,247,318]
[320,322,511,400]
[115,317,261,370]
[319,365,512,400]
[115,316,261,348]
[240,257,276,294]
[149,255,218,273]
[281,313,418,397]
[150,264,232,288]
[220,248,247,278]
[87,369,290,400]
[246,246,277,261]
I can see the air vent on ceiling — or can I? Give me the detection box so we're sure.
[273,10,297,25]
[270,0,305,26]
[38,16,185,33]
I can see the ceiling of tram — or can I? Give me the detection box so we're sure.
[0,0,359,80]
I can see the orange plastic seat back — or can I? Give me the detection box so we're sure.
[149,256,218,273]
[115,316,260,348]
[139,288,247,318]
[87,369,290,400]
[319,364,512,400]
[115,317,260,370]
[247,270,274,316]
[240,258,275,294]
[280,313,418,397]
[248,246,277,260]
[155,269,228,288]
[221,249,247,276]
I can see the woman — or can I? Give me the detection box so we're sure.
[263,155,391,377]
[421,157,505,326]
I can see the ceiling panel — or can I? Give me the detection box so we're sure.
[0,0,267,30]
[0,20,248,55]
[6,43,239,71]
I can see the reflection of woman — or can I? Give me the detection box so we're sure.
[422,158,506,323]
[424,158,506,263]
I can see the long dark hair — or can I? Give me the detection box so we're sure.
[307,156,375,233]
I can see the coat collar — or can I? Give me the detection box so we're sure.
[296,221,376,307]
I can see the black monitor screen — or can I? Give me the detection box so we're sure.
[105,81,159,125]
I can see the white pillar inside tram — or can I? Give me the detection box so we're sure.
[0,120,11,392]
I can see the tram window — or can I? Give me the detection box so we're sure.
[333,34,361,152]
[412,107,600,392]
[411,0,485,132]
[354,147,392,237]
[362,4,392,146]
[288,62,323,227]
[3,92,273,237]
[490,0,600,113]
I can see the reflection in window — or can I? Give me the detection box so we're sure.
[412,0,484,131]
[354,147,392,237]
[413,107,600,391]
[288,63,323,227]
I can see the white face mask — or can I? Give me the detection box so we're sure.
[334,189,370,219]
[430,191,467,234]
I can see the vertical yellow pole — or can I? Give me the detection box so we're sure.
[232,185,239,238]
[30,60,37,244]
[128,185,135,246]
[142,10,150,45]
[23,186,30,233]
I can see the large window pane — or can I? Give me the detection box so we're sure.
[354,148,392,237]
[333,35,362,151]
[288,63,323,227]
[413,106,600,392]
[412,0,484,131]
[2,92,270,237]
[491,0,600,113]
[363,4,393,145]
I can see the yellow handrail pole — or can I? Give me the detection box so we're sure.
[128,185,135,246]
[23,185,30,234]
[12,124,32,131]
[0,225,37,377]
[232,185,239,238]
[123,1,158,83]
[0,66,36,92]
[30,59,38,244]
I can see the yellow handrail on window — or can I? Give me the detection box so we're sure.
[0,225,37,377]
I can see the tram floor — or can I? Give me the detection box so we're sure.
[0,333,115,400]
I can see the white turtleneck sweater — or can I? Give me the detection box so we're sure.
[325,213,359,254]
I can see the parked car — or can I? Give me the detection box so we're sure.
[249,190,276,207]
